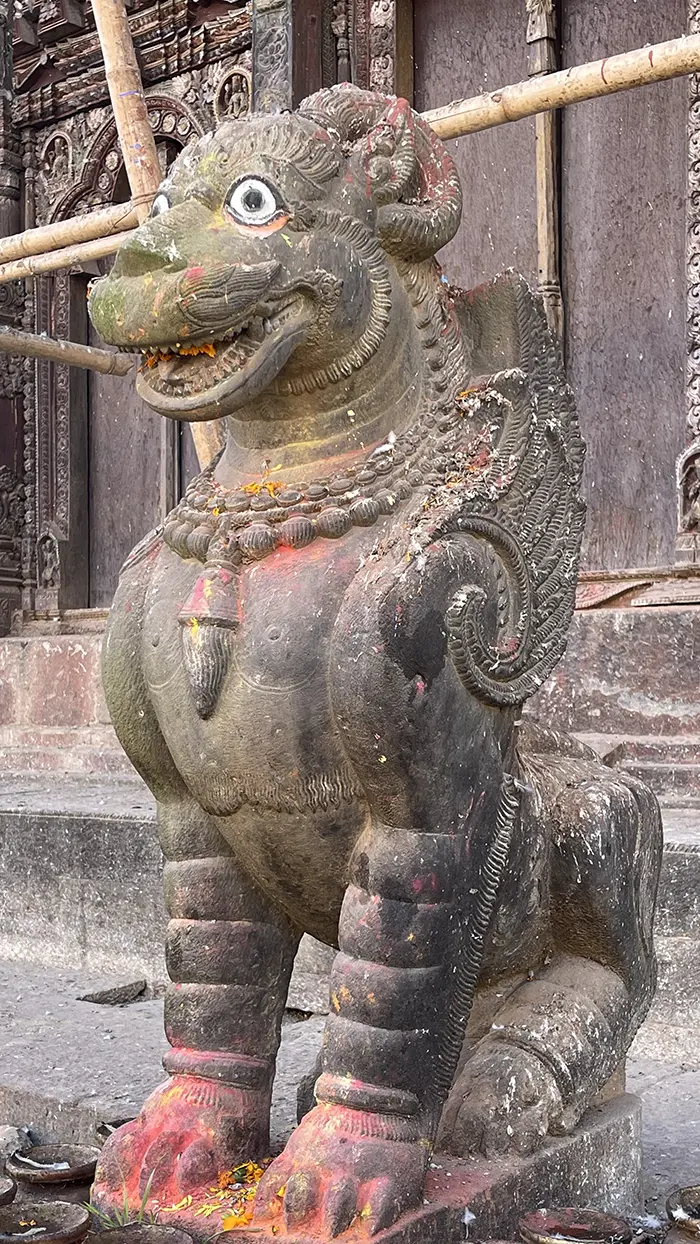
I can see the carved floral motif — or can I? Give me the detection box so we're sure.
[680,2,700,562]
[0,465,22,546]
[368,0,394,93]
[252,0,292,113]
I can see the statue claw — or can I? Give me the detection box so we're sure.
[252,1105,428,1238]
[91,1076,269,1221]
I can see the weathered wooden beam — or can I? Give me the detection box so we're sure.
[0,324,135,374]
[0,230,135,283]
[424,33,700,140]
[0,199,143,264]
[526,0,563,341]
[90,0,161,222]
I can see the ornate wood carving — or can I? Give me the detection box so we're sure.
[11,0,253,620]
[333,2,350,82]
[252,0,293,112]
[20,126,36,612]
[679,0,700,564]
[348,0,412,98]
[0,463,23,632]
[13,0,250,127]
[0,0,23,633]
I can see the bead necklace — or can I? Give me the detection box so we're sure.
[163,396,474,569]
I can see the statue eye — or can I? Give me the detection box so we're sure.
[150,192,171,218]
[225,177,283,227]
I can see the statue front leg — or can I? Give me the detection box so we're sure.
[93,798,300,1213]
[254,822,462,1237]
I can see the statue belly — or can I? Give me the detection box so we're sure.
[141,541,372,937]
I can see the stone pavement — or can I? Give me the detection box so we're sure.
[0,955,696,1213]
[0,775,699,1215]
[0,957,325,1152]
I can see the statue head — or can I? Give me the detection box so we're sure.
[88,84,462,423]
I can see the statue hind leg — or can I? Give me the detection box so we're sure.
[439,726,662,1158]
[94,564,301,1215]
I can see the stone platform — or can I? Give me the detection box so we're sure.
[203,1096,640,1244]
[0,773,335,1007]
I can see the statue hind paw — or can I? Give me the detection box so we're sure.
[437,1042,564,1159]
[91,1076,270,1219]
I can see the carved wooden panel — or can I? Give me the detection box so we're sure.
[253,0,293,112]
[562,0,687,572]
[13,0,250,127]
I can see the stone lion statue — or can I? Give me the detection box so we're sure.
[88,84,661,1238]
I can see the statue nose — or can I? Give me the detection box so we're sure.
[111,200,212,278]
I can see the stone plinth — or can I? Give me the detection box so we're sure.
[182,1095,641,1244]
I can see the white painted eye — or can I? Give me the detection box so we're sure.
[151,192,170,218]
[225,177,282,226]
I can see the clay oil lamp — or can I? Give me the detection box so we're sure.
[0,1201,89,1244]
[667,1186,700,1244]
[520,1208,633,1244]
[6,1146,100,1206]
[0,1181,15,1209]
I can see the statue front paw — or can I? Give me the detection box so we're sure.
[253,1104,429,1237]
[91,1076,269,1217]
[437,1042,564,1159]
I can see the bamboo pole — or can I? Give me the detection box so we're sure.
[0,230,135,283]
[423,33,700,140]
[0,324,135,374]
[1,29,697,276]
[0,199,144,264]
[90,0,161,222]
[0,31,697,272]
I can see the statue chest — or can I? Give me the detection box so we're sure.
[140,530,384,815]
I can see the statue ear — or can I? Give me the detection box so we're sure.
[299,84,462,261]
[364,98,463,262]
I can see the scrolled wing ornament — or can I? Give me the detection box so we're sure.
[443,275,586,707]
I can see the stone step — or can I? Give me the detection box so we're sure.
[576,734,700,765]
[570,733,700,800]
[0,773,333,1011]
[0,633,128,777]
[619,759,700,798]
[652,934,700,1026]
[532,608,700,738]
[0,777,697,1023]
[652,808,700,939]
[0,742,132,775]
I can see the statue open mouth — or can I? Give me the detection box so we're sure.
[133,298,311,421]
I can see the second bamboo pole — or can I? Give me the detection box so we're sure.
[424,33,700,139]
[0,199,143,264]
[90,0,161,221]
[0,230,136,283]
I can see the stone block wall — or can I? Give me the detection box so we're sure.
[0,634,129,773]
